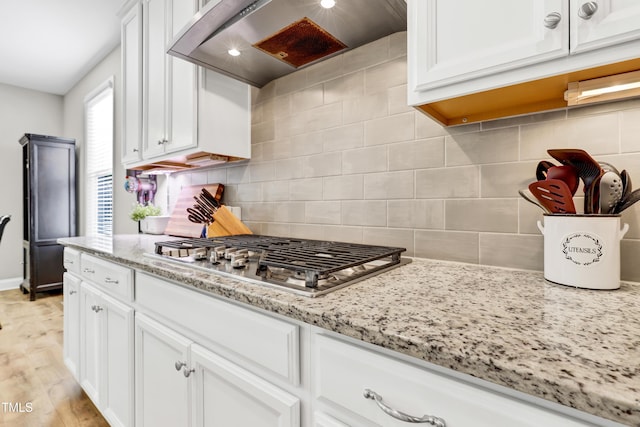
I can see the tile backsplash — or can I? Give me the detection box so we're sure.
[170,31,640,281]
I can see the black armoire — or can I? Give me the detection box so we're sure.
[20,134,76,301]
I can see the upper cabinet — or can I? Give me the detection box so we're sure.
[571,0,640,53]
[121,2,143,164]
[119,0,250,171]
[408,0,640,126]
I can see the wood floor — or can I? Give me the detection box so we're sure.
[0,289,108,427]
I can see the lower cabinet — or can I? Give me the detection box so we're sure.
[312,332,598,427]
[135,312,300,427]
[79,281,134,427]
[62,272,80,381]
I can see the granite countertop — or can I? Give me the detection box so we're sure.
[59,234,640,426]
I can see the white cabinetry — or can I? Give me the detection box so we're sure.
[411,0,568,94]
[571,0,640,53]
[313,332,597,427]
[408,0,640,125]
[135,313,191,427]
[63,248,81,381]
[119,0,250,168]
[77,253,135,427]
[134,272,301,427]
[143,0,196,159]
[121,1,143,164]
[62,272,81,381]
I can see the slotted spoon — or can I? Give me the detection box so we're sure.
[528,179,577,214]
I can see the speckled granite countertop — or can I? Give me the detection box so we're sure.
[58,234,640,426]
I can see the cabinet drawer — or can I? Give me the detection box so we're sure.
[136,272,299,385]
[80,253,134,302]
[314,333,593,427]
[63,247,81,275]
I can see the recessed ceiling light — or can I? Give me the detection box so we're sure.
[228,48,241,57]
[320,0,335,9]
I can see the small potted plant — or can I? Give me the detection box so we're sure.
[130,203,168,234]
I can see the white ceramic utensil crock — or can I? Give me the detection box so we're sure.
[537,214,629,290]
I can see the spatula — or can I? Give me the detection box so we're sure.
[547,149,604,214]
[528,179,577,214]
[518,188,551,213]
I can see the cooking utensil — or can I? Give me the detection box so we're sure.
[535,160,556,180]
[614,188,640,213]
[599,161,621,175]
[620,169,632,201]
[518,188,551,213]
[528,179,577,214]
[547,149,604,214]
[545,165,579,195]
[599,171,623,214]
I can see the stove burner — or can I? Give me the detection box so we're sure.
[151,235,409,296]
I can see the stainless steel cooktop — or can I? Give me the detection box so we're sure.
[145,235,411,297]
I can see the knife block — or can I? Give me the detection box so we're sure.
[207,206,252,237]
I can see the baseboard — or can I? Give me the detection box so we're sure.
[0,277,22,292]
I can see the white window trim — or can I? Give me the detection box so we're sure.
[84,77,115,236]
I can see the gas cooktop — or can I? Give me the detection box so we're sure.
[145,235,411,297]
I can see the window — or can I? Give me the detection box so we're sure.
[85,78,114,236]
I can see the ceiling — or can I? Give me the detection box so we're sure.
[0,0,122,95]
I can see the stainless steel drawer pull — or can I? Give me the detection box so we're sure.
[83,268,95,274]
[91,305,103,313]
[69,290,77,295]
[175,361,187,371]
[104,277,119,284]
[183,367,195,378]
[363,389,446,426]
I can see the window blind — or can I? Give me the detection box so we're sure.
[84,78,114,236]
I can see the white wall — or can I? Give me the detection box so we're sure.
[0,83,63,286]
[63,44,138,237]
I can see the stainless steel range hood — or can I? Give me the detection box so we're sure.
[168,0,407,88]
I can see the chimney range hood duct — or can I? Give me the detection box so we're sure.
[168,0,407,88]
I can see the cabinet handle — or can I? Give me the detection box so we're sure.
[91,305,103,313]
[157,139,168,145]
[183,367,195,378]
[175,361,187,371]
[69,290,77,295]
[83,268,95,274]
[543,12,561,29]
[578,2,598,19]
[133,148,139,152]
[363,389,446,426]
[104,277,119,284]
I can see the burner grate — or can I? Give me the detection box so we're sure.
[153,235,407,291]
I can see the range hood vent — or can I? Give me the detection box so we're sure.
[168,0,407,88]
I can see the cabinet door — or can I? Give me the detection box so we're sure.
[143,0,168,159]
[314,412,350,427]
[79,282,103,406]
[102,293,134,427]
[135,313,192,427]
[166,0,197,154]
[570,0,640,53]
[63,272,81,381]
[191,343,300,427]
[409,0,568,93]
[121,2,143,164]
